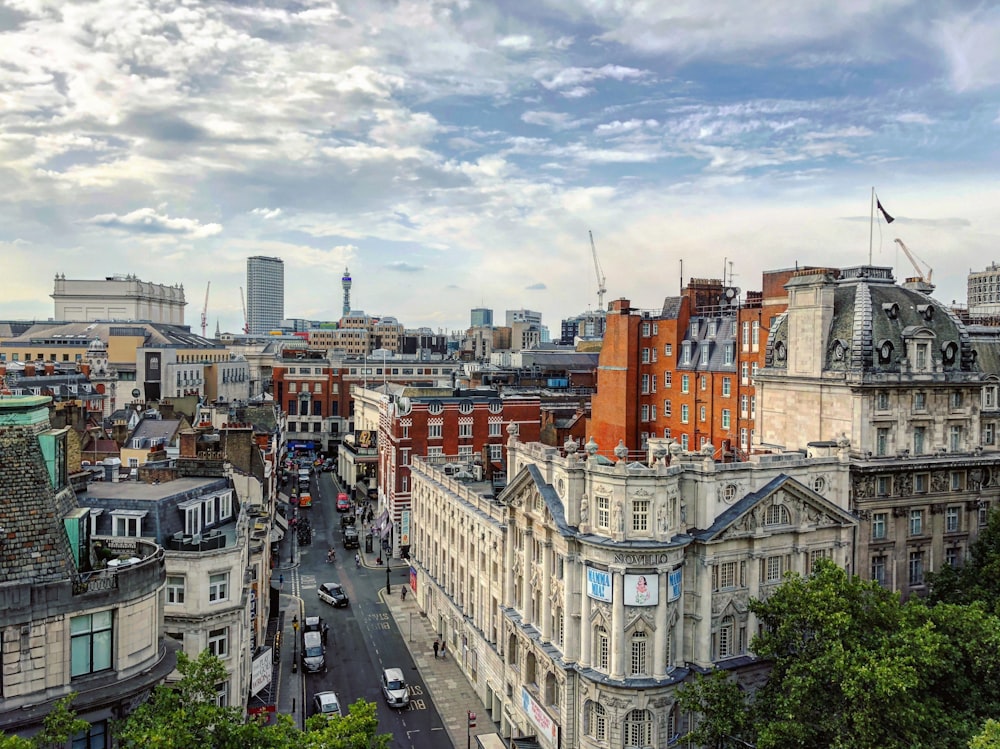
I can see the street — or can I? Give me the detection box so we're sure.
[286,466,453,749]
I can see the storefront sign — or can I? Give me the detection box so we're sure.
[251,648,272,696]
[521,687,558,744]
[586,567,612,602]
[623,573,658,606]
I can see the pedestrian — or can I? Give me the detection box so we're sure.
[279,573,284,588]
[321,622,329,644]
[440,640,447,659]
[433,638,440,659]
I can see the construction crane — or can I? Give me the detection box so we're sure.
[589,230,607,311]
[894,238,935,291]
[200,281,210,338]
[239,286,249,334]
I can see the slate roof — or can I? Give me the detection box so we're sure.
[128,417,182,448]
[676,315,738,372]
[1,321,222,349]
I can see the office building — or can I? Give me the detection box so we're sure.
[246,256,284,334]
[471,307,493,327]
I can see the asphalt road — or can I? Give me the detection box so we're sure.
[290,468,450,749]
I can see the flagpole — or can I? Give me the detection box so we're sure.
[869,186,875,266]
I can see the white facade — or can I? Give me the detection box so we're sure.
[247,256,284,335]
[52,274,186,324]
[408,435,855,748]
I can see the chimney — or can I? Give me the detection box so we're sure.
[24,363,36,377]
[79,363,91,376]
[44,362,55,375]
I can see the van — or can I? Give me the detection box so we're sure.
[302,630,325,673]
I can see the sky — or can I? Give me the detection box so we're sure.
[2,0,999,336]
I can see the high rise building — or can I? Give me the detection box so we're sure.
[246,256,284,334]
[342,267,352,318]
[471,307,493,327]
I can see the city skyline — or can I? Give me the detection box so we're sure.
[2,2,998,333]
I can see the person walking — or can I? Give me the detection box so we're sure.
[440,640,447,659]
[321,622,329,644]
[433,638,440,659]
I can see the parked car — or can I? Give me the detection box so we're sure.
[304,615,322,633]
[336,493,351,512]
[312,691,343,717]
[343,526,360,549]
[302,631,326,673]
[381,667,410,707]
[318,582,349,608]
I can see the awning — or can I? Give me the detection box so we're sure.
[274,513,289,532]
[270,527,284,542]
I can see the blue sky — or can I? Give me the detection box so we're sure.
[2,0,999,334]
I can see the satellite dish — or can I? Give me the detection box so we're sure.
[131,388,141,398]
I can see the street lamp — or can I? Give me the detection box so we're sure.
[291,615,299,673]
[385,563,391,594]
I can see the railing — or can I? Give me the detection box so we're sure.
[75,538,164,596]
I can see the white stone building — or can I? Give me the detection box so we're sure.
[52,274,187,324]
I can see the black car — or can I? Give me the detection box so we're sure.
[318,582,349,607]
[342,526,360,549]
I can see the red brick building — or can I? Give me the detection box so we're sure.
[376,388,541,556]
[271,350,350,452]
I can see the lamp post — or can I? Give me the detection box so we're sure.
[291,615,299,673]
[385,563,391,594]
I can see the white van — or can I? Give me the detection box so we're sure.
[302,631,326,673]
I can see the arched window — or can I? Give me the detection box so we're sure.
[525,652,537,685]
[630,630,648,677]
[624,708,653,748]
[717,615,735,659]
[595,625,609,670]
[765,504,789,525]
[585,701,607,741]
[544,672,557,706]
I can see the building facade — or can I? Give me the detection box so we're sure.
[52,274,187,325]
[246,256,285,335]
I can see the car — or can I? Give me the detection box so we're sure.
[342,526,359,549]
[301,630,325,673]
[312,691,343,717]
[304,615,322,633]
[381,667,410,707]
[336,493,351,512]
[318,582,349,607]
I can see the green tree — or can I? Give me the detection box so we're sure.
[301,699,392,749]
[929,509,1000,610]
[676,670,753,749]
[0,693,89,749]
[748,559,946,749]
[970,719,1000,749]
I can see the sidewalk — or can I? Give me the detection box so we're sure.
[375,561,492,749]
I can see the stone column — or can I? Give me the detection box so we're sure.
[653,570,669,678]
[695,559,713,664]
[522,529,533,615]
[746,552,760,639]
[563,556,579,664]
[611,568,626,680]
[579,567,593,669]
[541,542,552,642]
[504,520,516,608]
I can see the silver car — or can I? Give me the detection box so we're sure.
[313,691,343,717]
[381,667,410,707]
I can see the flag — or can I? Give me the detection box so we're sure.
[876,198,894,224]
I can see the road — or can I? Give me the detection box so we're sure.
[288,467,452,749]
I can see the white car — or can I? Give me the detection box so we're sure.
[381,667,410,707]
[313,691,343,717]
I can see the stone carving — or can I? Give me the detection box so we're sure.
[614,502,624,533]
[896,472,912,497]
[580,495,589,524]
[931,471,948,493]
[657,504,667,533]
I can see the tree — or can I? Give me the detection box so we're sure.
[301,699,392,749]
[676,671,753,749]
[748,559,947,749]
[929,509,1000,610]
[0,694,89,749]
[970,720,1000,749]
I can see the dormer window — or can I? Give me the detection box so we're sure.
[707,320,717,337]
[877,339,894,364]
[774,341,786,362]
[690,321,699,337]
[917,304,934,322]
[941,341,958,365]
[915,343,929,370]
[882,302,899,320]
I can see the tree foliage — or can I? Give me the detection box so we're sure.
[929,508,1000,610]
[676,671,753,749]
[970,720,1000,749]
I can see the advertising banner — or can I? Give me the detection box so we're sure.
[668,568,683,602]
[623,573,658,606]
[521,688,558,744]
[400,510,411,546]
[586,567,612,602]
[251,648,272,696]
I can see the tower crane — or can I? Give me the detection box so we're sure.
[894,238,934,290]
[239,286,249,334]
[200,281,210,338]
[589,230,607,311]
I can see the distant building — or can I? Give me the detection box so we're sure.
[247,256,284,334]
[561,310,607,344]
[968,263,1000,318]
[52,273,186,324]
[471,307,493,327]
[505,308,542,327]
[342,267,352,318]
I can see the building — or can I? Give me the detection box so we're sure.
[506,309,542,328]
[407,432,855,747]
[341,267,352,318]
[0,395,178,740]
[560,310,607,344]
[246,256,285,335]
[52,273,187,325]
[968,262,1000,318]
[472,308,494,327]
[271,349,348,455]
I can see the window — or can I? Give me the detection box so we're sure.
[166,576,185,604]
[72,721,107,749]
[877,391,890,410]
[717,615,734,658]
[681,434,689,450]
[909,510,923,536]
[630,631,648,676]
[458,422,473,438]
[740,428,748,449]
[489,421,502,437]
[700,375,707,391]
[765,504,789,525]
[112,511,145,538]
[596,626,609,670]
[458,445,473,459]
[624,710,653,748]
[914,392,927,411]
[752,362,759,379]
[641,405,649,422]
[632,499,649,532]
[663,371,672,387]
[681,344,692,365]
[700,344,710,365]
[641,348,650,363]
[681,405,689,423]
[876,427,889,456]
[490,444,502,461]
[872,555,887,587]
[984,385,998,409]
[700,405,707,422]
[722,377,731,396]
[707,320,717,337]
[750,396,756,418]
[722,409,731,429]
[914,473,928,493]
[916,344,928,370]
[663,428,671,438]
[742,322,750,347]
[651,374,657,392]
[951,471,965,491]
[951,391,963,409]
[596,497,610,529]
[71,611,112,677]
[872,512,887,540]
[220,493,232,520]
[681,374,689,393]
[724,345,734,365]
[876,476,891,496]
[664,400,672,417]
[664,343,672,356]
[981,505,990,527]
[741,394,749,416]
[949,425,962,452]
[715,561,739,590]
[641,374,649,394]
[765,555,783,582]
[209,572,229,603]
[945,547,960,568]
[807,548,830,574]
[650,404,657,420]
[946,506,960,532]
[752,321,760,347]
[984,423,996,446]
[427,447,444,458]
[741,361,749,384]
[586,702,607,741]
[913,426,926,455]
[909,551,924,586]
[208,627,229,658]
[641,323,650,337]
[428,423,442,439]
[402,424,410,439]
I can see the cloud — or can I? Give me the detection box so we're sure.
[385,261,425,273]
[521,110,580,130]
[251,208,283,219]
[498,35,533,51]
[85,208,222,238]
[525,282,547,290]
[538,64,650,91]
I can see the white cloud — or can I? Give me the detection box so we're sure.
[85,208,223,238]
[498,35,533,51]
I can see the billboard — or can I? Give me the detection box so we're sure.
[400,510,411,546]
[668,568,683,602]
[356,430,377,449]
[623,573,659,606]
[251,648,273,696]
[586,567,612,602]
